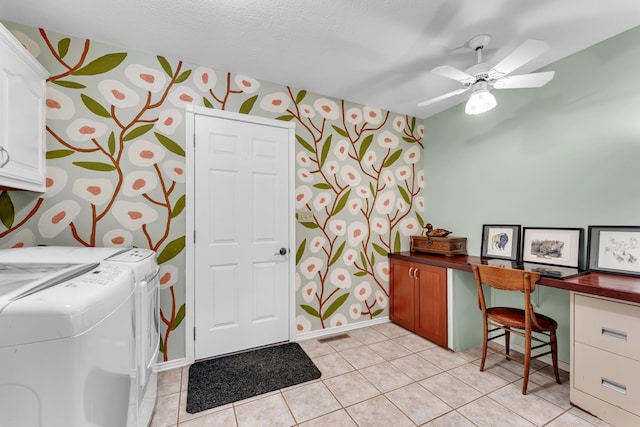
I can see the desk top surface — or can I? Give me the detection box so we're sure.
[390,251,640,304]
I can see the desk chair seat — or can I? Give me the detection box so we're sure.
[471,264,561,395]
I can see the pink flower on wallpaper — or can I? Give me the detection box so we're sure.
[295,185,312,209]
[45,87,75,120]
[158,264,179,288]
[415,196,425,212]
[162,160,186,183]
[112,200,159,230]
[301,281,317,303]
[403,146,421,164]
[347,222,368,247]
[157,109,183,134]
[396,199,407,213]
[377,130,399,149]
[399,218,419,236]
[345,107,363,125]
[125,64,167,93]
[37,200,81,238]
[330,313,348,327]
[259,92,290,113]
[382,170,395,188]
[10,30,40,57]
[296,152,312,167]
[297,168,313,183]
[122,171,158,197]
[342,249,357,266]
[193,66,217,92]
[370,217,389,235]
[168,86,200,107]
[375,290,388,308]
[328,219,346,236]
[98,79,140,108]
[376,261,390,281]
[392,115,405,132]
[340,165,361,186]
[362,151,376,167]
[349,303,362,320]
[333,139,350,160]
[353,281,372,301]
[128,139,166,167]
[313,98,339,120]
[417,170,425,187]
[296,315,311,332]
[66,118,108,142]
[1,229,36,249]
[417,124,425,138]
[324,161,338,176]
[309,236,326,253]
[313,192,332,211]
[298,103,315,118]
[363,106,383,125]
[374,191,396,215]
[330,267,352,289]
[395,166,411,182]
[103,229,133,247]
[355,185,371,199]
[348,199,362,215]
[299,257,323,280]
[41,167,68,199]
[72,178,113,205]
[234,75,260,94]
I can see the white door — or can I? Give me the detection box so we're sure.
[193,111,292,360]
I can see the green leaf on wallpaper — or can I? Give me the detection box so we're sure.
[171,195,186,218]
[332,189,351,216]
[108,132,116,155]
[239,95,258,115]
[170,304,186,331]
[402,137,415,143]
[46,149,74,159]
[331,125,348,138]
[360,251,368,269]
[157,236,186,264]
[73,52,127,75]
[369,182,376,197]
[73,161,116,171]
[157,56,173,76]
[371,252,375,265]
[372,243,387,257]
[52,80,86,89]
[313,183,332,190]
[358,134,373,159]
[394,231,402,253]
[81,94,111,118]
[329,241,346,267]
[57,38,70,58]
[295,90,307,104]
[296,135,315,154]
[275,115,294,121]
[354,271,368,277]
[155,132,185,156]
[300,222,318,229]
[416,212,424,228]
[383,149,403,168]
[175,69,192,84]
[322,293,348,320]
[159,335,164,353]
[124,124,154,141]
[319,134,332,167]
[203,97,214,109]
[300,304,320,318]
[372,309,384,317]
[0,191,15,229]
[398,186,410,204]
[296,239,306,265]
[410,117,416,132]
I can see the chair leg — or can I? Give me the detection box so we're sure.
[522,330,532,395]
[480,319,489,372]
[550,330,561,384]
[504,327,511,359]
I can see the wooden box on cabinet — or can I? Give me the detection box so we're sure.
[410,235,467,257]
[389,258,448,347]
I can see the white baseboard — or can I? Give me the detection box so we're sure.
[295,316,390,342]
[155,357,188,372]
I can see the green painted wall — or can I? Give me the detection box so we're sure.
[423,25,640,363]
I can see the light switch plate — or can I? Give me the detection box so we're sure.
[297,210,314,222]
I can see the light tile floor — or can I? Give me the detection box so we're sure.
[151,323,613,427]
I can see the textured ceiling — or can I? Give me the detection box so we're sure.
[1,0,640,118]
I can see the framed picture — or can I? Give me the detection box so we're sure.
[587,226,640,277]
[481,224,521,261]
[522,227,583,268]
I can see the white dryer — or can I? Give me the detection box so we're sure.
[0,247,160,427]
[0,262,136,426]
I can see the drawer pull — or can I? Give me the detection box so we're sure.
[601,378,627,395]
[601,327,627,341]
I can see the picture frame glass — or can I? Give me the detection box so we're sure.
[522,228,582,268]
[481,225,520,261]
[592,229,640,274]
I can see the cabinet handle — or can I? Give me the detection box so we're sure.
[0,147,9,168]
[601,327,627,341]
[414,268,419,279]
[601,378,627,395]
[408,267,414,278]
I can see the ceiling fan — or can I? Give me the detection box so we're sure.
[418,34,555,115]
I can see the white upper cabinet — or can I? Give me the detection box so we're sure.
[0,23,48,192]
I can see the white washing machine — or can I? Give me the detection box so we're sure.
[0,247,160,427]
[0,261,136,426]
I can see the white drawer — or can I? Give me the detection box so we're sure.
[574,342,640,416]
[574,294,640,360]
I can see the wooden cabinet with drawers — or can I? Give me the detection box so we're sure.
[570,292,640,426]
[389,258,448,347]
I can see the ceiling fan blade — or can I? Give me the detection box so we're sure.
[490,39,549,77]
[493,71,555,89]
[432,65,475,83]
[417,87,470,107]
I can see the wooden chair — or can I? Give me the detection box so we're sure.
[471,264,561,394]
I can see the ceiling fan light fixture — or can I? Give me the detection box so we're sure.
[465,81,496,115]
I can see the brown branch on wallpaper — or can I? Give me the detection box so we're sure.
[39,29,91,81]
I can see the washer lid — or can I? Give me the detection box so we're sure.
[0,246,126,263]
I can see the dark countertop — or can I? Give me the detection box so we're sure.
[389,251,640,304]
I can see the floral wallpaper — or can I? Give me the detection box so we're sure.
[0,21,424,362]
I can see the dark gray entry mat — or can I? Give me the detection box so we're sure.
[186,342,321,413]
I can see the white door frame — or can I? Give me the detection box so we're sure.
[185,105,296,364]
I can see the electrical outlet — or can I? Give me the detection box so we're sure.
[297,210,314,222]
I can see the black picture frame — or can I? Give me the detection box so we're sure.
[481,224,521,261]
[522,227,583,268]
[587,225,640,277]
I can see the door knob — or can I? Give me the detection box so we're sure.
[274,248,287,256]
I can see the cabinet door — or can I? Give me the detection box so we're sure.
[389,259,415,330]
[414,264,448,347]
